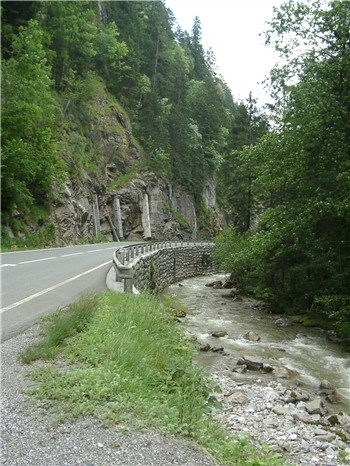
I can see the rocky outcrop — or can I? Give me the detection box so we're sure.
[113,173,198,242]
[52,169,208,245]
[49,87,225,245]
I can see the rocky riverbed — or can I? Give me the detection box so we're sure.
[167,275,350,466]
[210,371,350,465]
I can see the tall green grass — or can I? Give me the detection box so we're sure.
[22,292,285,465]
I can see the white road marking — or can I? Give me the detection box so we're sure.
[0,260,111,313]
[0,264,17,268]
[61,252,84,258]
[18,257,56,265]
[86,249,102,254]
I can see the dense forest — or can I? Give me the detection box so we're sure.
[1,1,266,219]
[1,1,349,342]
[214,0,350,344]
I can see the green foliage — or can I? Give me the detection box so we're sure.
[214,0,350,337]
[93,21,129,93]
[39,2,98,89]
[21,295,99,363]
[196,202,214,238]
[1,19,64,215]
[219,94,269,230]
[163,203,189,229]
[22,292,284,465]
[311,296,350,345]
[107,162,147,192]
[1,223,56,252]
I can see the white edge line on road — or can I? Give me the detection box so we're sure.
[0,242,123,256]
[0,264,17,268]
[0,260,112,313]
[18,257,57,265]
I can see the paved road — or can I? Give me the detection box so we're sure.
[0,242,137,342]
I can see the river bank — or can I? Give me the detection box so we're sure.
[166,274,350,466]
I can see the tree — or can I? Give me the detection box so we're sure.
[219,94,269,230]
[1,19,62,216]
[39,2,98,89]
[214,0,350,342]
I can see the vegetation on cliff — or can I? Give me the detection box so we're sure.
[1,0,264,243]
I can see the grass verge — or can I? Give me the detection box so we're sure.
[21,292,286,465]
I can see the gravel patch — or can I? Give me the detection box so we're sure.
[211,371,350,466]
[1,326,216,466]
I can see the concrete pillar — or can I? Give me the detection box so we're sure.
[93,194,101,240]
[141,194,152,239]
[113,197,124,239]
[124,278,133,293]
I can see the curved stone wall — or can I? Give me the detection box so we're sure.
[131,243,217,292]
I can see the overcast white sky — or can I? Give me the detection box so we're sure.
[165,0,285,105]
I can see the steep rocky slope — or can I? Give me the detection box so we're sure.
[50,79,225,245]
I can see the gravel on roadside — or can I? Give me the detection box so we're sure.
[1,325,217,466]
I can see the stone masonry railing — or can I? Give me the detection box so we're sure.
[113,241,217,293]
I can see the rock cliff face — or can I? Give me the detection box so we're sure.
[50,83,225,245]
[52,171,206,244]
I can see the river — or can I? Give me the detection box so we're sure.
[164,273,350,415]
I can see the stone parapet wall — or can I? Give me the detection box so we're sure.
[132,244,217,292]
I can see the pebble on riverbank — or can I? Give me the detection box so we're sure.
[210,372,350,466]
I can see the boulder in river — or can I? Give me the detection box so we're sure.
[170,308,187,318]
[222,277,235,289]
[237,357,263,371]
[262,363,274,373]
[272,366,299,379]
[232,364,247,374]
[205,280,222,288]
[275,318,292,328]
[243,331,261,342]
[319,379,335,390]
[199,343,211,352]
[212,330,228,338]
[211,346,224,353]
[326,392,342,404]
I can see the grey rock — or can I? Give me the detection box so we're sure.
[211,330,228,338]
[227,391,247,405]
[232,365,247,374]
[237,357,263,371]
[305,398,326,415]
[211,346,224,353]
[272,366,299,379]
[199,343,211,352]
[272,406,290,415]
[326,393,342,404]
[243,331,261,342]
[319,379,335,390]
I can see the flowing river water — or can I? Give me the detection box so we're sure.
[164,274,350,415]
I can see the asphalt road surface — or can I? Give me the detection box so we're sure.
[0,241,137,342]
